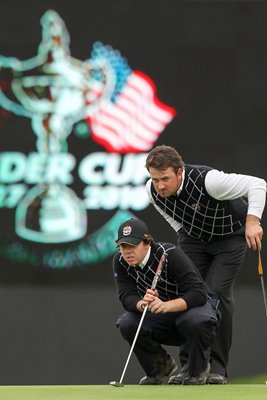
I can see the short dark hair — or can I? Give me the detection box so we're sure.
[145,145,184,174]
[143,237,153,245]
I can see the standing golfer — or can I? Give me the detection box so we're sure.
[113,217,218,385]
[145,145,266,384]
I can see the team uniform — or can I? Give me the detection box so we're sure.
[146,164,266,377]
[113,241,218,380]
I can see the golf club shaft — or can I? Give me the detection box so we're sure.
[118,305,148,384]
[260,276,267,317]
[258,251,267,318]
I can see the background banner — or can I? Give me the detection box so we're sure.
[0,0,266,384]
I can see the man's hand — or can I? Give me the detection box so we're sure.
[245,215,263,251]
[141,289,188,314]
[143,289,168,314]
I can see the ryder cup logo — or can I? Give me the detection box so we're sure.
[123,226,132,236]
[0,10,176,268]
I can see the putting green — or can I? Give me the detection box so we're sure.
[0,384,266,400]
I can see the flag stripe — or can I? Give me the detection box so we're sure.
[92,123,154,151]
[92,108,156,145]
[89,70,176,152]
[95,101,162,142]
[124,74,174,121]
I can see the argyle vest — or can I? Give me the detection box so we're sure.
[150,165,247,241]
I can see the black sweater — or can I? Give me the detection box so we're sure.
[112,242,207,312]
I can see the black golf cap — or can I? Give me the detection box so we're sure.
[116,218,150,246]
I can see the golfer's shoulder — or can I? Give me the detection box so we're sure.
[185,164,213,179]
[156,241,191,262]
[154,242,180,258]
[113,251,124,266]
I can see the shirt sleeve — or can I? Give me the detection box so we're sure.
[205,169,267,219]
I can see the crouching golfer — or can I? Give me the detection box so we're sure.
[113,217,218,385]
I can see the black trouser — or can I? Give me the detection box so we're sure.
[117,302,217,377]
[178,230,247,376]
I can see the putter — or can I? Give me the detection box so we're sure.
[110,252,167,387]
[258,251,267,318]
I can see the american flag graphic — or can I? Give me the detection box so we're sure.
[86,43,176,153]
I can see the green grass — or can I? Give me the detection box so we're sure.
[0,384,266,400]
[230,374,267,384]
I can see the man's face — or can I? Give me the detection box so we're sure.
[148,166,183,197]
[119,241,150,266]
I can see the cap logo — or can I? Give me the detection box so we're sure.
[122,225,132,236]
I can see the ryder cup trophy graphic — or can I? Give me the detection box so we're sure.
[0,10,115,243]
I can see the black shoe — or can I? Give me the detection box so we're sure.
[139,355,178,385]
[183,375,207,385]
[207,373,227,384]
[182,365,210,385]
[168,364,188,385]
[139,376,163,385]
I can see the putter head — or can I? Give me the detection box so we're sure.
[109,381,124,387]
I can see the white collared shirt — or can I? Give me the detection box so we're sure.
[138,246,151,269]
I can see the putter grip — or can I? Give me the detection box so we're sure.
[258,251,263,276]
[151,253,167,290]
